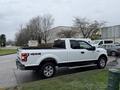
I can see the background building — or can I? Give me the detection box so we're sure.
[48,26,82,43]
[101,25,120,42]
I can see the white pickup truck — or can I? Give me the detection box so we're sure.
[16,38,108,78]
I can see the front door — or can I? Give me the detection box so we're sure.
[68,40,97,63]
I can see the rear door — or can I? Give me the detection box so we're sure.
[53,40,68,63]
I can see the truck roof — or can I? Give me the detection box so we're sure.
[55,38,91,41]
[55,38,92,44]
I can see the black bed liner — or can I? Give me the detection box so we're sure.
[21,47,63,49]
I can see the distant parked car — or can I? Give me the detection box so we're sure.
[92,39,114,47]
[114,42,120,45]
[99,44,120,56]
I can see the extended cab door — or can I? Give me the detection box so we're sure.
[68,40,98,62]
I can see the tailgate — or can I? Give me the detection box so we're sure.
[16,49,21,61]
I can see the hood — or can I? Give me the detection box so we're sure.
[92,44,99,47]
[96,47,107,54]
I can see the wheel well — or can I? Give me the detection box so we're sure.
[99,54,108,61]
[111,51,115,52]
[110,51,116,53]
[40,58,57,66]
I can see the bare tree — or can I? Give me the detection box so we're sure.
[15,27,30,46]
[57,28,78,38]
[15,14,54,46]
[40,14,54,44]
[15,17,43,46]
[6,39,15,46]
[27,16,43,44]
[73,17,105,39]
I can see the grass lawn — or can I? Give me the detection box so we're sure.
[0,49,16,56]
[7,69,109,90]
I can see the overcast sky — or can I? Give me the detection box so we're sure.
[0,0,120,40]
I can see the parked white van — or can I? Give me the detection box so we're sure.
[92,39,114,47]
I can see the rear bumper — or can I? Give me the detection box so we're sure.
[16,60,26,70]
[16,60,39,70]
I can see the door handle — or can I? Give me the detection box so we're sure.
[81,51,85,54]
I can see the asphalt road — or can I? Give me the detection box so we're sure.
[0,54,42,88]
[0,54,119,88]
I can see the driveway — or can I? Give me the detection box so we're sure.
[0,54,119,88]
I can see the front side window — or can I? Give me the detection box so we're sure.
[78,41,92,49]
[70,40,92,49]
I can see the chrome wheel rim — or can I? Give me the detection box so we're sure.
[43,65,54,77]
[111,52,116,56]
[100,58,106,67]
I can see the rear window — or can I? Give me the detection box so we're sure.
[53,40,66,49]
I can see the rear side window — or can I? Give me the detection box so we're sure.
[53,40,66,49]
[70,40,80,49]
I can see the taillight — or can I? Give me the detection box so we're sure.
[21,53,29,62]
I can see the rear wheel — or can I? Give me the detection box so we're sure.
[40,62,56,78]
[97,56,107,69]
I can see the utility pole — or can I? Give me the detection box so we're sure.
[113,27,116,43]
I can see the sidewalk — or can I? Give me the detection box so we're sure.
[107,56,120,69]
[114,59,120,68]
[107,56,117,64]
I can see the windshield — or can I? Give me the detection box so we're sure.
[93,40,100,44]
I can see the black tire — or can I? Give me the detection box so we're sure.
[97,56,107,69]
[111,51,116,56]
[40,62,56,78]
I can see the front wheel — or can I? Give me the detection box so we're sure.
[97,56,107,69]
[40,62,56,78]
